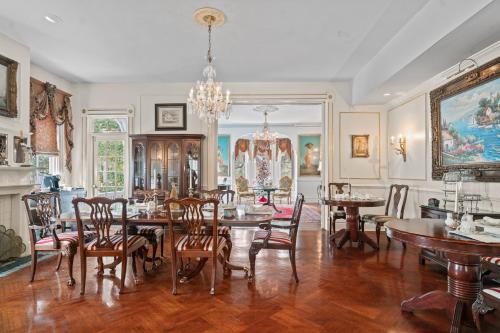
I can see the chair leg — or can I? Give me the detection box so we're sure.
[97,257,104,276]
[55,252,63,271]
[151,239,158,269]
[248,244,260,283]
[289,248,299,283]
[80,255,87,295]
[120,255,127,294]
[67,251,76,286]
[132,252,138,283]
[210,254,217,295]
[375,224,381,248]
[160,231,165,257]
[30,250,38,282]
[171,252,177,295]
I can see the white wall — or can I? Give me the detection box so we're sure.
[383,41,500,218]
[219,123,322,201]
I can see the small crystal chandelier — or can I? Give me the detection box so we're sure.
[253,105,279,141]
[188,8,231,124]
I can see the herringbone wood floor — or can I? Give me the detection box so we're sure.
[1,228,498,333]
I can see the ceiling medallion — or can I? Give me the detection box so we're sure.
[188,7,231,125]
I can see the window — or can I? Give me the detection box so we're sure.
[280,155,293,179]
[35,154,60,175]
[91,118,128,133]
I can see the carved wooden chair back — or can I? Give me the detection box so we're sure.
[22,192,62,242]
[279,176,293,192]
[73,197,128,253]
[164,197,219,248]
[328,182,348,211]
[384,184,410,219]
[217,190,235,204]
[235,176,250,193]
[288,193,305,245]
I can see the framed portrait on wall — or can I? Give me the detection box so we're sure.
[217,134,230,177]
[0,54,18,118]
[351,135,369,158]
[430,56,500,181]
[298,134,321,176]
[154,103,187,130]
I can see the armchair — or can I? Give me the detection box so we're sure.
[235,176,255,204]
[273,176,293,204]
[248,193,304,283]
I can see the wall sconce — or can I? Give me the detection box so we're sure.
[390,134,407,162]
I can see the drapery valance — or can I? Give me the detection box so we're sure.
[30,79,74,172]
[235,139,250,160]
[276,138,292,161]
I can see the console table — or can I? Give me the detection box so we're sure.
[419,205,500,268]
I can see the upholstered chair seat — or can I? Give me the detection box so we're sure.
[35,231,95,251]
[253,230,292,246]
[86,234,146,252]
[483,257,500,266]
[175,235,227,252]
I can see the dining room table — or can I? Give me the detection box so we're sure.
[321,197,385,249]
[59,207,275,280]
[385,218,500,333]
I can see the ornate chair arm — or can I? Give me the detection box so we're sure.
[258,222,271,230]
[268,222,296,229]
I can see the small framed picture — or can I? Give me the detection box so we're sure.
[351,134,369,158]
[155,103,187,131]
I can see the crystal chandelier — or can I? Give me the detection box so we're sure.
[253,105,279,141]
[188,8,231,124]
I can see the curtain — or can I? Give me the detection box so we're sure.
[30,79,74,171]
[234,139,250,160]
[276,138,292,160]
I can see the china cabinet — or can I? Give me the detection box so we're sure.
[130,134,204,197]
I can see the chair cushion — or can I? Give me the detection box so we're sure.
[253,230,292,246]
[274,191,290,196]
[86,234,146,253]
[116,226,164,238]
[363,214,394,224]
[35,231,95,251]
[483,256,500,266]
[201,225,231,236]
[239,192,254,197]
[175,235,226,252]
[484,287,500,300]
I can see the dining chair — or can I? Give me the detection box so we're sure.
[360,184,409,247]
[72,197,147,295]
[129,189,167,267]
[273,176,293,204]
[472,283,500,332]
[164,197,228,295]
[328,182,348,235]
[22,192,96,286]
[235,176,255,204]
[248,193,304,283]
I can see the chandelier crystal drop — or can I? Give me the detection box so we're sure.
[253,105,279,142]
[188,12,231,124]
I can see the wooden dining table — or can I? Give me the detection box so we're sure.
[321,197,385,249]
[59,209,274,279]
[385,218,500,333]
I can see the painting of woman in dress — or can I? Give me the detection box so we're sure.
[299,134,321,176]
[217,135,230,177]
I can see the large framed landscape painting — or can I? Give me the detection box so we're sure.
[217,134,230,177]
[431,56,500,181]
[298,134,321,176]
[0,54,18,118]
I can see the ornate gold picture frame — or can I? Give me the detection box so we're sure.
[351,134,369,158]
[430,56,500,181]
[0,54,18,118]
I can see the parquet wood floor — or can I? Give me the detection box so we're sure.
[1,228,498,333]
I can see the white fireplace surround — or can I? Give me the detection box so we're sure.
[0,166,36,256]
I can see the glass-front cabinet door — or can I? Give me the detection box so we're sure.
[149,141,164,190]
[166,142,180,192]
[184,140,201,196]
[133,141,146,190]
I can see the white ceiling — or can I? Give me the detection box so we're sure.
[220,104,323,125]
[0,0,498,104]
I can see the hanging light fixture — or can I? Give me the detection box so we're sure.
[253,105,279,142]
[188,8,231,124]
